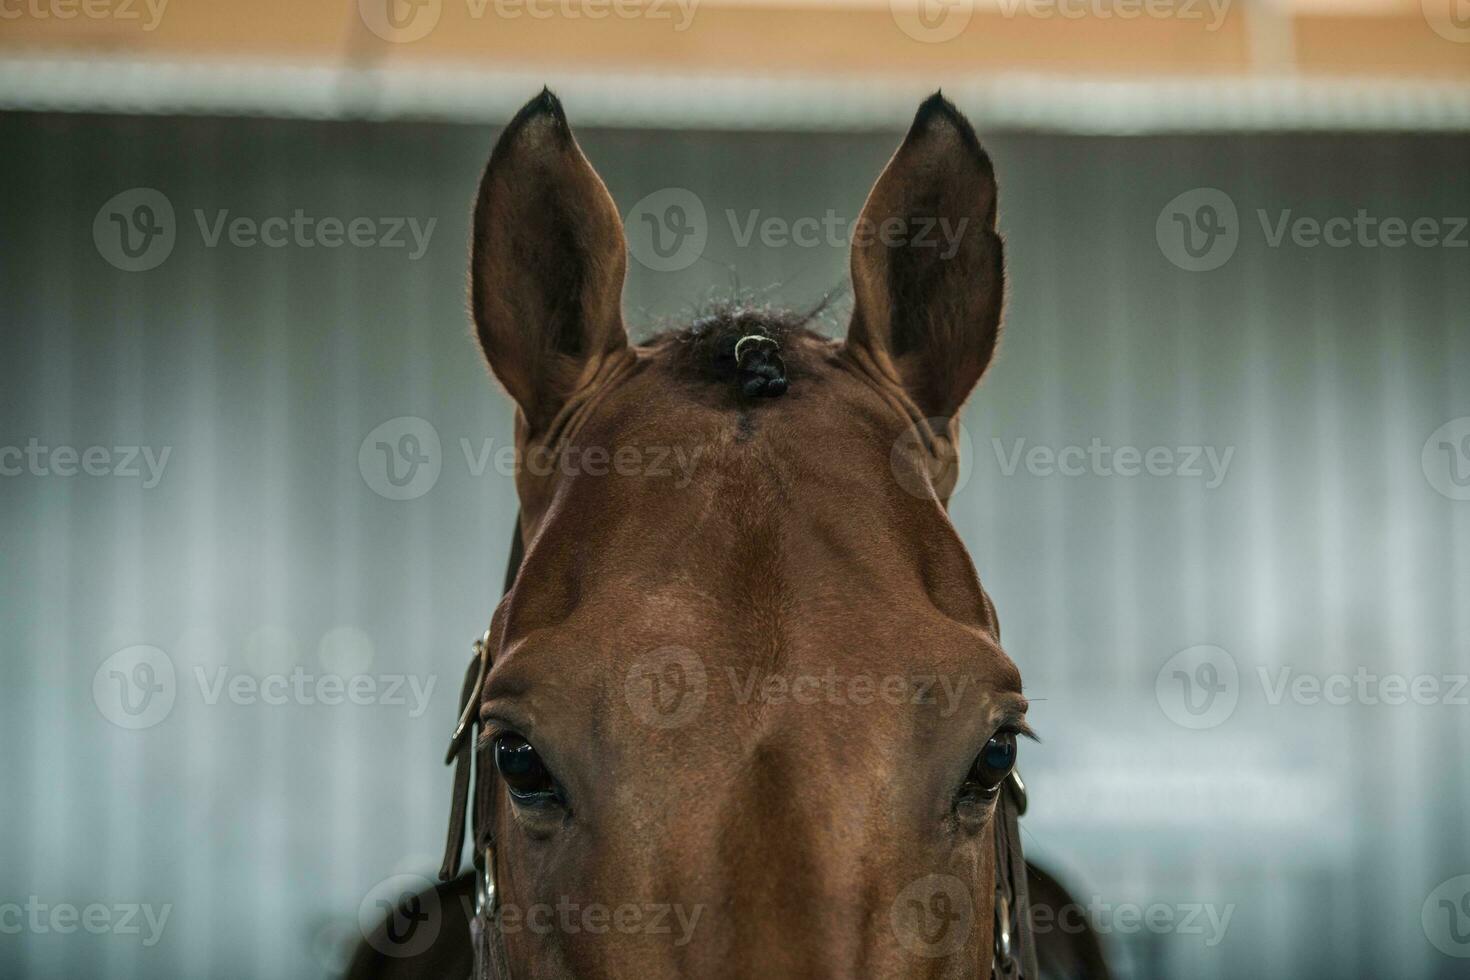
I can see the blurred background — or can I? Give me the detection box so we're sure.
[2,2,1468,978]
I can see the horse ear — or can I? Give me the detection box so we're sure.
[470,89,628,434]
[845,93,1005,422]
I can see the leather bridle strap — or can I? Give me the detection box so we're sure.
[991,772,1039,980]
[440,515,1038,980]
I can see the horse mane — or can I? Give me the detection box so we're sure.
[648,297,836,397]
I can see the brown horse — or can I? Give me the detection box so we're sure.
[350,90,1109,980]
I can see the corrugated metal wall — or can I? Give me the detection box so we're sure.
[1,113,1466,979]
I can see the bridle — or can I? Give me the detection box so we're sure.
[439,516,1039,979]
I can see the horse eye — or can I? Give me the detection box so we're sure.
[965,731,1018,796]
[493,733,559,803]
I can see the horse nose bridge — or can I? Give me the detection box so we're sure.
[692,738,910,972]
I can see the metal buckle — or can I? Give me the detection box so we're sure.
[475,844,498,918]
[445,629,492,764]
[1007,768,1027,817]
[994,889,1013,963]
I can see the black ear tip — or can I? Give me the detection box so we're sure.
[531,86,565,119]
[503,87,570,142]
[910,92,984,157]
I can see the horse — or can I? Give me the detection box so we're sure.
[349,89,1109,980]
